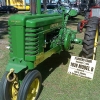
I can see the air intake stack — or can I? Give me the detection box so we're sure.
[30,0,41,14]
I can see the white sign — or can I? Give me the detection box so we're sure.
[68,56,97,79]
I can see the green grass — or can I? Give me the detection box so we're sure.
[0,14,100,100]
[37,42,100,100]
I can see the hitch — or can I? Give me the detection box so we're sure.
[7,68,16,82]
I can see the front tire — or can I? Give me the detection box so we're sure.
[18,70,42,100]
[82,17,99,59]
[0,72,19,100]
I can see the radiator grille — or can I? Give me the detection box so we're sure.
[8,27,13,53]
[92,8,100,17]
[25,28,39,56]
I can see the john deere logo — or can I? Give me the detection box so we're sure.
[11,20,20,23]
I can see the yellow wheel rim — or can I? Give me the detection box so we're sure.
[26,78,40,100]
[9,77,19,100]
[93,27,99,60]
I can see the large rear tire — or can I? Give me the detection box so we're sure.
[18,70,42,100]
[82,17,99,59]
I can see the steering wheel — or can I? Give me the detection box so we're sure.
[57,0,71,15]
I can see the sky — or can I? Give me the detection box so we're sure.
[26,0,29,3]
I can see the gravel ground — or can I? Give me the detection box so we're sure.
[0,17,8,33]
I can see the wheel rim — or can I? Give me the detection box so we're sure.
[93,27,99,60]
[9,78,19,100]
[26,78,40,100]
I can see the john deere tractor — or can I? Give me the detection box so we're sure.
[0,0,99,100]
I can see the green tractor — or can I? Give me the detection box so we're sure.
[0,0,99,100]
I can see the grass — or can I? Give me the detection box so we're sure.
[0,13,100,100]
[37,44,100,100]
[0,34,9,79]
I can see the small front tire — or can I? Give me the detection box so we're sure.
[0,72,19,100]
[18,70,42,100]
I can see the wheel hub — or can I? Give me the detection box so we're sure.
[10,78,19,100]
[26,78,40,100]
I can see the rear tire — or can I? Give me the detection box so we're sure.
[82,16,99,59]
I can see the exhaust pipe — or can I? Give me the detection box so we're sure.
[30,0,36,14]
[30,0,41,14]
